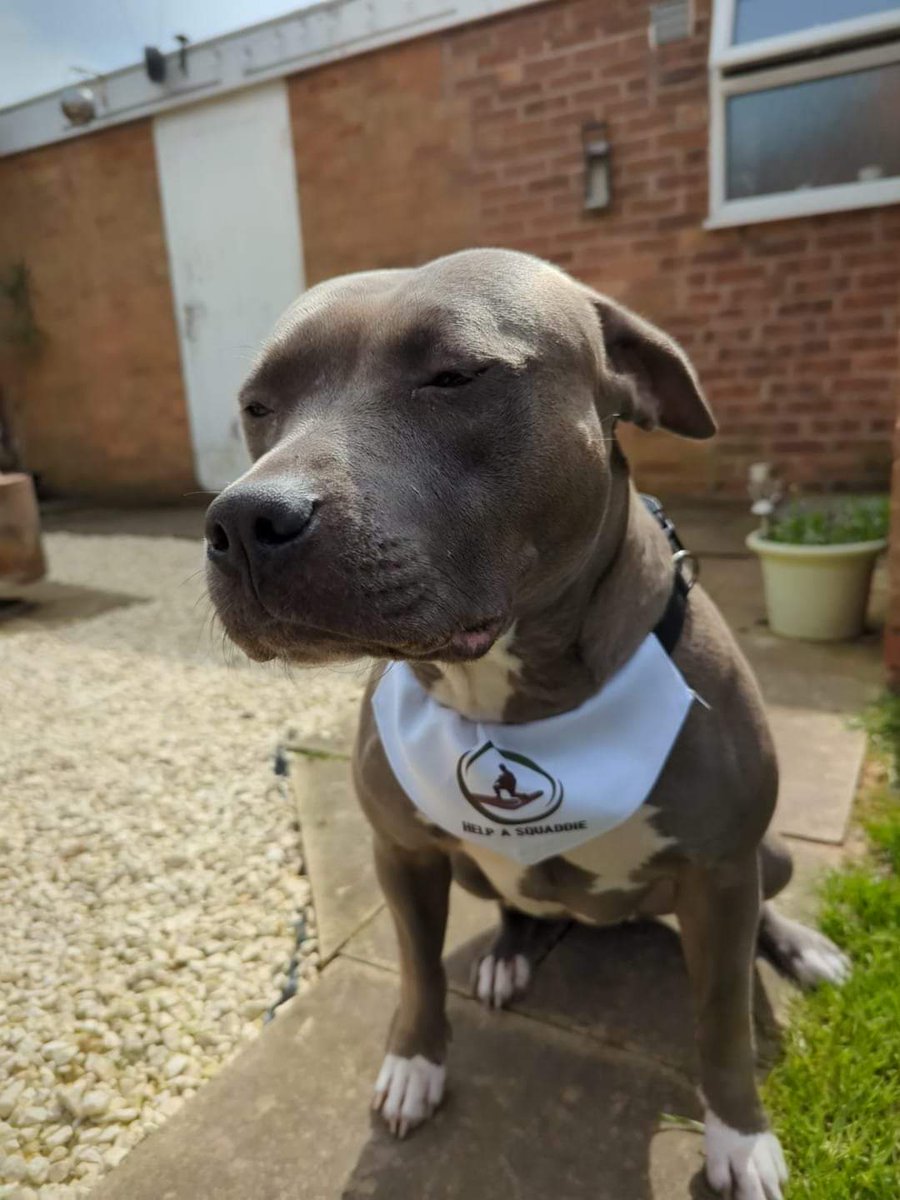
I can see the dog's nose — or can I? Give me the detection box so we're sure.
[205,484,318,572]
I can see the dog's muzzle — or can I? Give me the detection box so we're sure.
[205,482,319,581]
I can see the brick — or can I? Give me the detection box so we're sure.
[858,270,900,288]
[5,0,896,515]
[0,122,194,498]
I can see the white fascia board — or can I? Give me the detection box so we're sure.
[0,0,545,158]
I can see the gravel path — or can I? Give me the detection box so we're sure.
[0,518,365,1198]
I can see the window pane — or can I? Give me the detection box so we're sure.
[733,0,900,45]
[726,61,900,200]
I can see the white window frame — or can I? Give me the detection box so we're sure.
[707,1,900,228]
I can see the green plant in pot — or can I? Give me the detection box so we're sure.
[746,482,888,642]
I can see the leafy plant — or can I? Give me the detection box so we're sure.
[0,261,43,352]
[764,496,889,546]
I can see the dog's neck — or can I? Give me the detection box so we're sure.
[412,458,675,723]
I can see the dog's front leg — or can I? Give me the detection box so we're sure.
[371,837,451,1138]
[676,855,788,1200]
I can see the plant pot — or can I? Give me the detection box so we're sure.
[0,472,46,583]
[746,531,885,641]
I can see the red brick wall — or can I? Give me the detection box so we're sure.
[290,0,900,495]
[0,121,195,499]
[288,38,479,285]
[2,0,897,501]
[886,387,900,685]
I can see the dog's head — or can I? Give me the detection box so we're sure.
[205,249,714,664]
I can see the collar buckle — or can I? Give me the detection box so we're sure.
[672,547,699,591]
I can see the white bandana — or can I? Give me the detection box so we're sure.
[371,634,697,866]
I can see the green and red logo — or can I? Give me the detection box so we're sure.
[456,740,564,826]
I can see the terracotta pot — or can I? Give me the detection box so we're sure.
[0,472,46,583]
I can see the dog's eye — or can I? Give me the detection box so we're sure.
[427,370,473,389]
[243,401,271,418]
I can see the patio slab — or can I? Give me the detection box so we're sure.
[89,774,839,1200]
[768,705,865,843]
[290,752,382,962]
[345,898,697,1072]
[91,957,703,1200]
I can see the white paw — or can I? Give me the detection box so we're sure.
[474,953,530,1009]
[705,1111,788,1200]
[372,1053,445,1138]
[792,942,851,988]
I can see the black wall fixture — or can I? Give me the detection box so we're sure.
[144,46,167,83]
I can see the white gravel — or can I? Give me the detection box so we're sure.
[0,519,365,1198]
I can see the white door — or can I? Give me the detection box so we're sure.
[154,82,305,491]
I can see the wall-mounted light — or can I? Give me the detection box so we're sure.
[582,121,612,213]
[60,85,97,126]
[60,67,107,127]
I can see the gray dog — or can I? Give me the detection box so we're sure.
[206,249,849,1200]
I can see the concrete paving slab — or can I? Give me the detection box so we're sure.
[350,895,695,1083]
[345,832,844,1037]
[770,707,866,843]
[775,836,845,924]
[505,921,698,1073]
[699,556,883,710]
[676,542,877,845]
[91,957,702,1200]
[291,753,383,961]
[344,882,498,983]
[346,897,697,1070]
[284,679,366,757]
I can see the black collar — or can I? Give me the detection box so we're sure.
[640,494,696,656]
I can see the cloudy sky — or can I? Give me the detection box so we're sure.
[0,0,312,108]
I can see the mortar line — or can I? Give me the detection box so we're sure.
[317,902,386,969]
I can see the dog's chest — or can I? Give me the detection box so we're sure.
[457,805,677,922]
[428,629,520,720]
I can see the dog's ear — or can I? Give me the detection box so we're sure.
[591,293,717,440]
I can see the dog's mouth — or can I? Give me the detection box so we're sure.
[430,615,508,661]
[290,613,508,665]
[395,614,508,663]
[213,593,509,666]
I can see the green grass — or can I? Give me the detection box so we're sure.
[762,696,900,1198]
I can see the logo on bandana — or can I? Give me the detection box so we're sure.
[456,740,564,825]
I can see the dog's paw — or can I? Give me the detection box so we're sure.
[473,952,530,1009]
[763,914,851,989]
[789,935,851,988]
[372,1053,445,1138]
[704,1111,787,1200]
